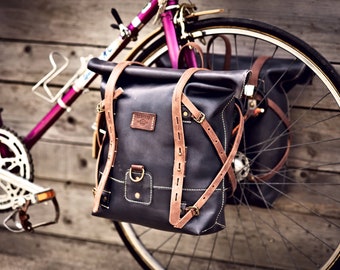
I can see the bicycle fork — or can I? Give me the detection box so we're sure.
[0,168,59,232]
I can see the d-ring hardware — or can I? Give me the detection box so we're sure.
[129,165,145,182]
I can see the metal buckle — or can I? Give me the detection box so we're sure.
[96,101,105,113]
[193,112,206,124]
[185,205,200,216]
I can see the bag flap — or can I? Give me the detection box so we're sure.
[87,58,251,99]
[149,54,314,93]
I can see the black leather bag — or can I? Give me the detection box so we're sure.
[88,58,250,235]
[153,52,313,207]
[231,56,313,206]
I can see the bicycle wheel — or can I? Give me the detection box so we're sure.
[115,17,340,269]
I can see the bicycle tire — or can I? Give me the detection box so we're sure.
[115,17,340,270]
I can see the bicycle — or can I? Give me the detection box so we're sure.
[0,0,339,269]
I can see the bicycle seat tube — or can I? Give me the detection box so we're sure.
[161,0,198,68]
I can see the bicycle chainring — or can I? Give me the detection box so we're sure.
[0,126,34,212]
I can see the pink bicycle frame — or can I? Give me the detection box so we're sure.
[21,0,197,150]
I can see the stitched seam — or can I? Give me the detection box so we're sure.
[202,222,225,234]
[204,95,235,232]
[154,185,223,192]
[100,172,225,192]
[221,95,235,148]
[124,171,153,205]
[201,186,226,234]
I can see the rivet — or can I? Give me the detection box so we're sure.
[135,192,141,199]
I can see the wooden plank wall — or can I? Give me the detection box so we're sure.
[0,0,339,269]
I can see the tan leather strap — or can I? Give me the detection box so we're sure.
[206,35,231,70]
[174,104,244,229]
[93,61,141,213]
[170,68,198,225]
[253,95,291,182]
[92,112,103,159]
[181,95,228,162]
[267,97,290,128]
[169,68,244,228]
[249,56,291,182]
[178,42,204,68]
[181,94,237,192]
[248,56,270,86]
[92,90,124,159]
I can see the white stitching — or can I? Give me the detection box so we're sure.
[124,171,153,205]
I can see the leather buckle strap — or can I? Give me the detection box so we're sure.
[169,68,244,229]
[181,94,237,192]
[207,34,232,70]
[174,104,244,229]
[92,88,124,159]
[247,56,291,182]
[170,68,200,226]
[192,111,205,123]
[248,56,270,87]
[93,61,143,213]
[178,42,205,69]
[252,95,291,182]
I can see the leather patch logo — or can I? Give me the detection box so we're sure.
[130,112,157,131]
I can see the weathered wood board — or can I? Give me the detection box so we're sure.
[0,0,339,269]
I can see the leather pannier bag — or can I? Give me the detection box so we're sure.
[88,58,250,235]
[155,51,313,207]
[231,56,313,207]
